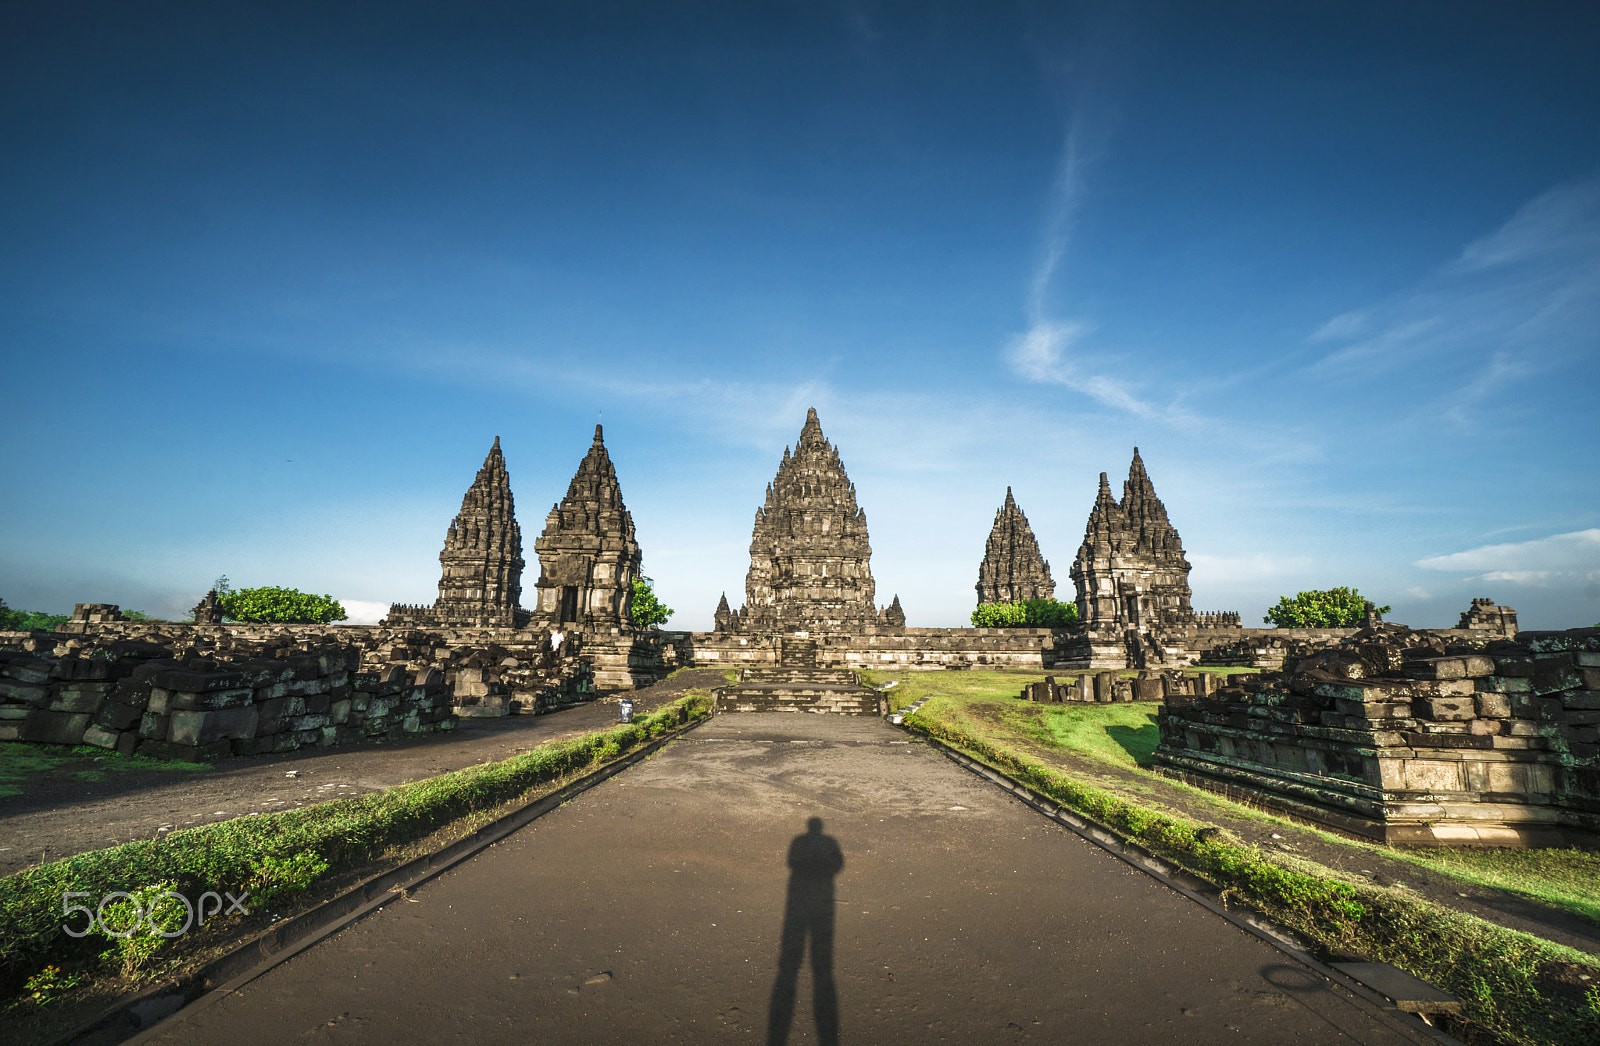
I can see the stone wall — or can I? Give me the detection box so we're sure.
[670,627,1075,672]
[0,612,598,758]
[0,632,453,760]
[1153,625,1600,846]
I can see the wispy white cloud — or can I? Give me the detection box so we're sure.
[1002,70,1175,422]
[1415,528,1600,586]
[1309,175,1600,405]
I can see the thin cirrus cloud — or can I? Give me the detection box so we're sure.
[1002,92,1167,422]
[1309,175,1600,412]
[1414,528,1600,587]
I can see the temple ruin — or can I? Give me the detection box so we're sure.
[975,487,1055,606]
[386,437,528,630]
[1064,449,1205,667]
[724,408,881,635]
[531,424,642,632]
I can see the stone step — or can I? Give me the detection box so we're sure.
[740,667,858,686]
[718,680,881,716]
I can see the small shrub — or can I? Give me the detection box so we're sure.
[971,598,1078,628]
[218,587,345,624]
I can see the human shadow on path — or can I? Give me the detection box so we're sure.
[768,816,843,1046]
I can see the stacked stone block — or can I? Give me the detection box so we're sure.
[1154,626,1600,846]
[0,637,456,761]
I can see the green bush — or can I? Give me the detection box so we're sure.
[218,587,345,624]
[1263,587,1390,628]
[0,599,69,632]
[629,576,674,629]
[971,597,1079,628]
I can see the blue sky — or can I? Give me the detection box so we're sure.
[2,1,1596,632]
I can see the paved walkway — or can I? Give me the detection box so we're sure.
[143,714,1435,1046]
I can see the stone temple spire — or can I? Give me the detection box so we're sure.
[431,436,526,628]
[738,407,876,633]
[1070,448,1193,642]
[975,487,1055,605]
[532,424,642,631]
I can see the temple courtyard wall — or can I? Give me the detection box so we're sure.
[1154,627,1600,847]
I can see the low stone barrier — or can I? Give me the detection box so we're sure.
[0,634,454,760]
[1154,625,1600,846]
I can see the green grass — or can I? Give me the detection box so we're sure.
[0,694,711,1009]
[0,744,209,798]
[999,701,1163,767]
[1401,848,1600,927]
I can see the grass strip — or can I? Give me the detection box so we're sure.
[0,694,710,1005]
[903,707,1600,1046]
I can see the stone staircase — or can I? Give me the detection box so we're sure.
[716,636,882,715]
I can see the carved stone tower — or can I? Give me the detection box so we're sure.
[739,408,877,634]
[431,436,527,628]
[532,425,642,632]
[976,487,1055,605]
[1069,448,1194,664]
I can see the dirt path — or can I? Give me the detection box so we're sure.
[958,700,1600,957]
[141,714,1434,1046]
[0,670,727,878]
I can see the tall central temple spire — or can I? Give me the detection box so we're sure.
[739,407,876,633]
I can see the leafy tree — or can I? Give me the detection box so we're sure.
[972,597,1079,628]
[0,598,69,631]
[629,576,674,629]
[218,586,346,624]
[1264,587,1390,628]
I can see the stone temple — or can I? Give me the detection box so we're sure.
[531,424,641,632]
[975,487,1055,606]
[731,407,880,635]
[386,437,528,629]
[712,408,890,713]
[1068,448,1195,666]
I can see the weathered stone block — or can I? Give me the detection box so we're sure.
[20,711,91,745]
[1563,692,1600,710]
[1475,676,1531,694]
[1490,736,1545,750]
[1421,697,1476,721]
[93,702,144,731]
[139,712,170,739]
[1404,658,1466,680]
[1404,760,1465,791]
[1468,719,1501,736]
[170,687,255,711]
[2,663,51,684]
[1531,663,1583,695]
[1475,694,1512,718]
[80,725,121,749]
[49,683,110,713]
[331,698,352,724]
[168,706,259,746]
[0,679,49,706]
[1580,667,1600,690]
